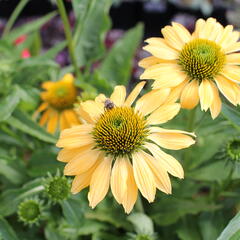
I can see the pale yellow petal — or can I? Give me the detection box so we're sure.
[145,142,184,179]
[215,75,238,105]
[226,53,240,65]
[110,157,129,204]
[56,124,94,148]
[64,109,80,126]
[132,151,156,202]
[161,26,184,50]
[147,103,180,125]
[193,18,206,38]
[149,127,196,138]
[135,88,170,116]
[180,80,199,109]
[57,144,94,162]
[71,154,103,194]
[121,160,138,214]
[148,132,195,150]
[80,100,104,122]
[88,156,113,208]
[110,85,126,107]
[198,80,214,111]
[221,66,240,83]
[225,42,240,54]
[39,108,51,126]
[143,38,179,60]
[36,102,49,113]
[172,22,191,43]
[61,73,74,83]
[124,81,146,107]
[60,111,69,130]
[138,56,173,69]
[138,150,171,194]
[64,148,100,175]
[209,81,222,119]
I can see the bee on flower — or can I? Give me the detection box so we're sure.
[35,73,80,134]
[139,18,240,119]
[56,82,196,213]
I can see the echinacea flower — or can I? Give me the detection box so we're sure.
[56,82,196,213]
[35,74,80,134]
[139,18,240,119]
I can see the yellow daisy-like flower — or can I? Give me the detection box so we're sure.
[139,18,240,119]
[56,82,196,213]
[35,73,80,134]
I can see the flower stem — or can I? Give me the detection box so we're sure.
[184,108,197,168]
[2,0,29,36]
[136,196,144,213]
[56,0,83,82]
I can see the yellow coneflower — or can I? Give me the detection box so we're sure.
[35,74,80,134]
[56,82,196,213]
[139,18,240,119]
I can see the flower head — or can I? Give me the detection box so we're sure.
[35,74,80,133]
[56,82,195,213]
[140,18,240,119]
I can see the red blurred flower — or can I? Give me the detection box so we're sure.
[14,35,27,45]
[21,49,31,58]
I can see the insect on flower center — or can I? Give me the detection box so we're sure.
[92,106,149,157]
[45,82,77,110]
[178,39,226,81]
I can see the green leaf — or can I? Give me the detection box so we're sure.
[7,110,57,144]
[74,0,111,66]
[5,12,57,42]
[0,217,19,240]
[97,23,143,93]
[222,103,240,130]
[45,224,66,240]
[127,213,154,235]
[0,178,44,216]
[0,86,20,122]
[61,198,84,226]
[217,212,240,240]
[72,0,91,25]
[0,158,26,184]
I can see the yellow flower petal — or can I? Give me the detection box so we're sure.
[47,110,59,134]
[199,80,214,111]
[149,127,196,138]
[124,81,146,107]
[172,22,191,43]
[110,85,126,107]
[71,154,103,194]
[138,150,172,194]
[64,148,100,176]
[225,42,240,54]
[147,103,180,125]
[221,66,240,83]
[110,157,129,204]
[88,156,112,208]
[39,108,51,126]
[60,111,69,130]
[145,142,184,179]
[132,151,156,202]
[209,81,222,119]
[138,56,173,69]
[148,132,195,150]
[180,80,199,109]
[215,75,238,105]
[135,88,170,116]
[80,100,104,122]
[56,124,94,148]
[226,53,240,65]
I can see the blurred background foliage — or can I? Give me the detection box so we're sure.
[0,0,240,239]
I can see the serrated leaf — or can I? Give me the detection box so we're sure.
[217,212,240,240]
[0,217,19,240]
[7,110,57,144]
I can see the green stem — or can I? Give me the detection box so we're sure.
[184,108,197,168]
[56,0,83,81]
[135,196,144,213]
[2,0,29,36]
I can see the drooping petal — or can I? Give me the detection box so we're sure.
[56,124,94,148]
[198,80,214,111]
[110,86,126,107]
[124,81,146,107]
[88,156,113,208]
[148,132,195,150]
[135,88,170,116]
[209,81,222,119]
[138,150,172,194]
[147,103,180,125]
[64,149,101,176]
[47,110,59,133]
[60,111,69,130]
[111,157,129,203]
[145,142,184,179]
[215,75,238,105]
[132,151,156,202]
[180,80,199,109]
[39,108,51,126]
